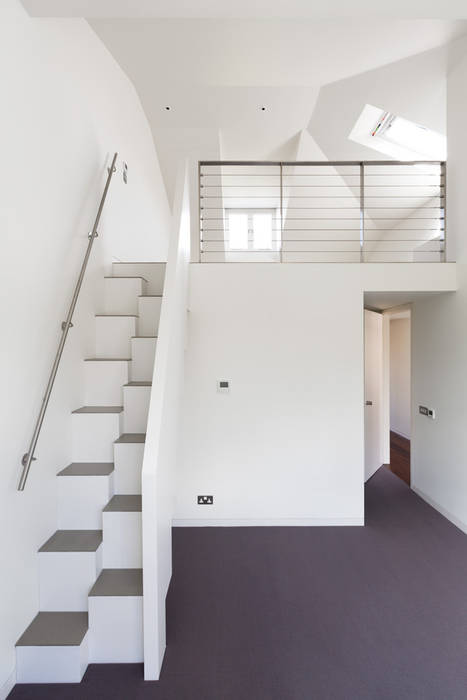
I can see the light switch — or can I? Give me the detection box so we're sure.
[217,380,230,393]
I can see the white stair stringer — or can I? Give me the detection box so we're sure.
[95,316,136,359]
[138,296,162,337]
[103,276,146,315]
[113,433,145,495]
[15,261,164,682]
[123,382,151,433]
[131,337,157,382]
[88,569,143,663]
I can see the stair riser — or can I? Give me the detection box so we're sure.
[16,637,88,684]
[84,361,129,406]
[130,338,156,382]
[112,262,165,295]
[88,597,143,663]
[102,513,142,568]
[123,386,151,433]
[138,297,162,337]
[95,317,136,359]
[103,277,145,315]
[72,414,123,462]
[39,549,103,612]
[58,474,114,529]
[113,444,144,495]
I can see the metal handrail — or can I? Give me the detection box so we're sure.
[18,152,118,491]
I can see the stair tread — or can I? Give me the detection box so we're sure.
[72,406,123,414]
[89,569,143,597]
[58,462,114,477]
[115,433,146,444]
[104,495,142,512]
[16,612,88,647]
[124,381,152,387]
[131,336,157,339]
[85,358,132,362]
[113,261,166,265]
[138,295,162,298]
[39,530,102,553]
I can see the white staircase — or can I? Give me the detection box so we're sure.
[15,262,165,684]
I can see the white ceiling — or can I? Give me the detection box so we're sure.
[20,0,467,18]
[89,19,467,88]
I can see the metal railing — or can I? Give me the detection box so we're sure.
[199,161,446,263]
[18,152,118,491]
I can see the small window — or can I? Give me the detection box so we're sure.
[228,212,248,249]
[226,209,275,251]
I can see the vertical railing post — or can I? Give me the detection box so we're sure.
[198,161,202,263]
[441,161,447,262]
[360,162,365,263]
[280,163,283,263]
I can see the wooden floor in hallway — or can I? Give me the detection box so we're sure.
[386,430,410,485]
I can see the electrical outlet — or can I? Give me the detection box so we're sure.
[197,495,213,505]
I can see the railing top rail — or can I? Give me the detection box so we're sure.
[200,160,445,166]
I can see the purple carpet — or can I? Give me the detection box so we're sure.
[9,467,467,699]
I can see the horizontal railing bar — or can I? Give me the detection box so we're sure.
[200,160,445,166]
[201,185,444,188]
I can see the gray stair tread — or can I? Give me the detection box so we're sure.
[131,336,157,339]
[58,462,114,477]
[138,295,162,298]
[89,569,143,597]
[16,612,88,647]
[39,530,102,553]
[115,433,146,444]
[104,275,148,282]
[124,381,152,387]
[104,495,142,512]
[85,358,132,362]
[72,406,123,414]
[95,314,138,317]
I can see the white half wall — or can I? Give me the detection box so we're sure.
[142,163,190,679]
[389,317,411,439]
[0,0,170,693]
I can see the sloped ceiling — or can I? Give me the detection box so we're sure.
[70,16,465,204]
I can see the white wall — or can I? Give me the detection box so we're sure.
[411,36,467,534]
[176,263,456,527]
[389,318,411,439]
[0,2,170,695]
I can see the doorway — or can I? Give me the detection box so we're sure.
[386,309,411,485]
[364,306,411,485]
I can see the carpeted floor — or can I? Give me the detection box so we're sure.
[9,467,467,700]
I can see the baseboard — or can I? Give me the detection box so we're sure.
[391,429,411,441]
[172,517,364,527]
[0,667,16,700]
[412,486,467,535]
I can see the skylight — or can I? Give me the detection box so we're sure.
[349,105,446,161]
